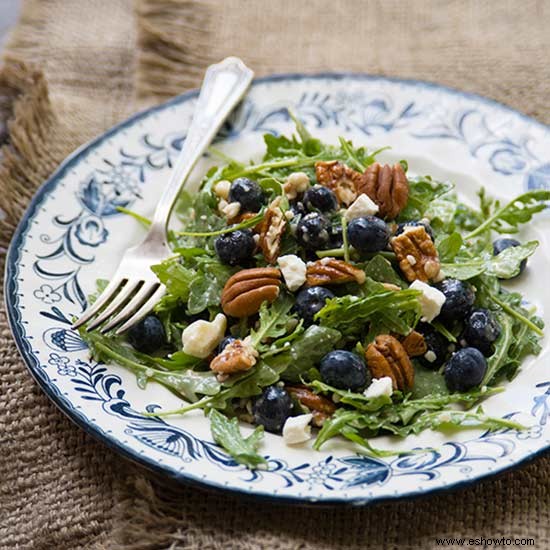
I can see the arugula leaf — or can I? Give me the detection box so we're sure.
[260,320,305,358]
[317,279,421,336]
[151,257,195,303]
[308,380,393,411]
[363,255,405,288]
[187,258,234,315]
[399,176,453,220]
[250,293,296,348]
[436,232,463,262]
[209,409,267,469]
[489,241,538,278]
[482,314,514,385]
[273,325,342,383]
[465,190,550,239]
[314,386,507,449]
[425,196,458,229]
[411,366,449,398]
[441,241,538,280]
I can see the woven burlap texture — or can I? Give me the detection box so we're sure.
[0,1,548,549]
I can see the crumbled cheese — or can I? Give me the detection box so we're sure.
[409,280,446,322]
[319,256,333,265]
[343,193,379,221]
[282,414,313,445]
[181,313,227,358]
[217,199,228,214]
[424,350,437,363]
[283,172,310,200]
[406,254,417,266]
[214,180,231,200]
[253,234,260,244]
[364,377,393,399]
[222,201,241,220]
[284,210,295,220]
[277,254,307,291]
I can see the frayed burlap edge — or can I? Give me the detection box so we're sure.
[0,57,57,253]
[136,0,215,102]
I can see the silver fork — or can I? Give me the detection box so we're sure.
[72,57,254,335]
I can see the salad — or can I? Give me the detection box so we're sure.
[80,116,549,469]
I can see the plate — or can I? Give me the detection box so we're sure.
[6,73,550,505]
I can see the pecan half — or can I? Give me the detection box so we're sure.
[365,334,414,391]
[286,385,337,415]
[258,198,287,264]
[210,339,258,374]
[315,160,364,206]
[221,267,281,318]
[400,330,427,357]
[357,163,409,219]
[390,226,441,282]
[306,258,366,287]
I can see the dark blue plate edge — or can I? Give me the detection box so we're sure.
[4,72,550,507]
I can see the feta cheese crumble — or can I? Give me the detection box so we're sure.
[277,254,307,291]
[282,413,313,445]
[181,313,227,358]
[409,280,446,322]
[364,377,393,398]
[343,193,379,221]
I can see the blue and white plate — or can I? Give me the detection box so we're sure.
[6,74,550,505]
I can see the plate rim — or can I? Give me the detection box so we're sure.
[4,71,550,506]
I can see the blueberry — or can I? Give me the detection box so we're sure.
[303,185,338,213]
[461,308,501,356]
[228,177,265,212]
[294,286,334,326]
[320,350,370,391]
[127,315,166,353]
[434,279,475,322]
[493,238,527,277]
[214,229,256,265]
[347,216,390,253]
[444,347,487,392]
[217,336,236,354]
[253,386,293,433]
[416,323,450,369]
[395,220,435,241]
[296,212,331,250]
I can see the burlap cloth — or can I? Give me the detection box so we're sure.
[0,1,548,548]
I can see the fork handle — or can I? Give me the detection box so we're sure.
[148,57,254,237]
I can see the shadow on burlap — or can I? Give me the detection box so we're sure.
[0,1,548,549]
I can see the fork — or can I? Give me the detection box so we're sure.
[72,57,254,334]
